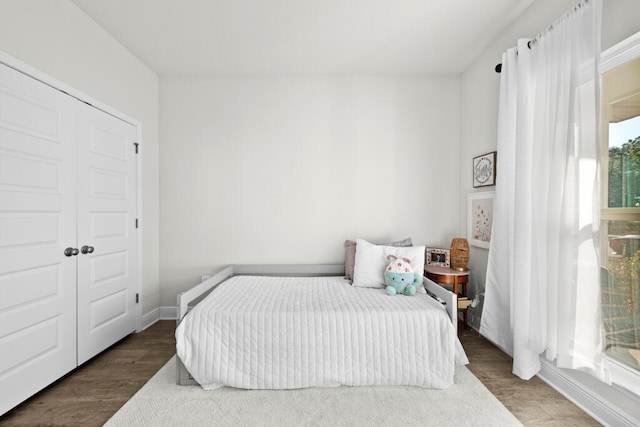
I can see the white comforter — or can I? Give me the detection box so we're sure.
[176,275,467,390]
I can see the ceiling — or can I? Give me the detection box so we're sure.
[72,0,535,76]
[610,93,640,124]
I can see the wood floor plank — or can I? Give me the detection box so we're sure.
[459,329,599,426]
[0,321,175,427]
[0,320,599,426]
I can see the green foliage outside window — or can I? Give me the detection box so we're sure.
[609,136,640,207]
[609,253,640,316]
[605,254,640,366]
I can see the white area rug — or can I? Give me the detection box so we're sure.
[106,356,522,426]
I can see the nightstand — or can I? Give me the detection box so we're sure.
[424,265,470,328]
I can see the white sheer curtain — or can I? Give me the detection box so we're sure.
[481,0,609,382]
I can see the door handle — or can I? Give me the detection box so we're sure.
[64,247,79,257]
[81,245,95,254]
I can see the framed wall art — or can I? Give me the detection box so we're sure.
[467,191,495,249]
[473,151,496,187]
[426,248,450,267]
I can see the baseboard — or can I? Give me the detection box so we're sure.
[141,308,160,330]
[470,326,639,426]
[538,359,640,426]
[159,306,177,320]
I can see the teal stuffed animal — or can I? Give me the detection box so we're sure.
[384,255,420,296]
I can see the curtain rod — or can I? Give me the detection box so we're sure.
[494,40,532,73]
[494,0,591,73]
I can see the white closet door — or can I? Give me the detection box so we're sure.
[0,63,77,415]
[76,103,137,365]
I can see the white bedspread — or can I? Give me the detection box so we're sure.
[176,276,467,390]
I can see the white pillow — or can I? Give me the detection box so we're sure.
[352,238,426,292]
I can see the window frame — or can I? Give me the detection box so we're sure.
[600,31,640,397]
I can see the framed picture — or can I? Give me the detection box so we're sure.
[468,191,495,249]
[473,151,496,187]
[426,248,450,267]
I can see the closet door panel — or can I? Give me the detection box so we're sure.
[0,63,77,416]
[76,103,137,365]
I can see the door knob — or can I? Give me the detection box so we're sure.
[81,245,95,254]
[64,247,79,257]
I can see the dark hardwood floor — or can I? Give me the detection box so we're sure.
[0,320,176,427]
[459,328,599,426]
[0,321,598,426]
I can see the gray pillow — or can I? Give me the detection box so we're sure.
[344,237,412,283]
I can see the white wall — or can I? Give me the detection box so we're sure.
[0,0,160,317]
[460,0,640,422]
[160,76,460,305]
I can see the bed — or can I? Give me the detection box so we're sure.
[175,264,467,390]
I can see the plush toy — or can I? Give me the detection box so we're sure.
[384,255,420,296]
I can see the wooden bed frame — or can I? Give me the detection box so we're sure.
[175,264,458,385]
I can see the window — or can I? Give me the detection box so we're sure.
[600,57,640,374]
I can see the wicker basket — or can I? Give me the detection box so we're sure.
[450,238,469,271]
